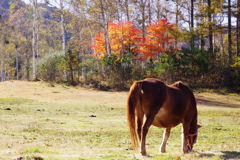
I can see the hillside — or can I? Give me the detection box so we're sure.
[0,0,25,21]
[0,0,10,22]
[0,0,10,9]
[0,0,58,23]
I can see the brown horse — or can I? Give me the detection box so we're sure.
[127,78,201,156]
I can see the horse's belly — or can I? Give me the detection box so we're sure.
[152,109,182,128]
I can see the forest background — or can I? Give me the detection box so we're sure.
[0,0,240,91]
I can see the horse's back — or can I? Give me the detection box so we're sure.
[140,79,196,128]
[161,81,197,126]
[141,78,167,100]
[170,81,196,109]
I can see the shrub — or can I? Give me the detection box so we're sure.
[37,52,66,83]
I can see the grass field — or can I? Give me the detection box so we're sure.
[0,81,240,160]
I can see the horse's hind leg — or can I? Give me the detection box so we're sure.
[140,115,154,156]
[136,117,143,148]
[160,128,171,153]
[136,109,144,142]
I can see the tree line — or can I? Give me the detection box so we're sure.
[0,0,240,91]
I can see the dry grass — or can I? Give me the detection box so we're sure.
[0,81,240,160]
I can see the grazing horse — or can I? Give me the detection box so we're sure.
[127,78,201,156]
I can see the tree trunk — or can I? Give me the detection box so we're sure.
[228,0,232,65]
[208,0,214,68]
[32,0,37,80]
[140,0,147,39]
[175,2,179,48]
[0,50,4,82]
[227,0,232,87]
[237,0,240,77]
[124,0,130,21]
[60,0,66,56]
[191,0,194,29]
[100,0,111,55]
[148,0,152,24]
[16,51,19,80]
[237,0,240,57]
[208,0,213,54]
[190,0,194,58]
[67,50,74,85]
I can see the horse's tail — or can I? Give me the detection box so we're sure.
[127,81,142,150]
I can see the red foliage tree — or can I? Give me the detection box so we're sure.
[139,19,177,60]
[91,19,178,60]
[91,21,141,59]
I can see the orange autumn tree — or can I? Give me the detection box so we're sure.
[139,19,177,60]
[109,21,142,55]
[91,19,178,60]
[91,31,105,59]
[91,21,141,59]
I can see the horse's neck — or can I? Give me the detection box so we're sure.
[189,121,198,134]
[189,105,198,134]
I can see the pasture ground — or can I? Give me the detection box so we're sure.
[0,81,239,160]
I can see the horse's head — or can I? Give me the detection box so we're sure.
[187,124,202,151]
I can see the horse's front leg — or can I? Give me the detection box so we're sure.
[182,125,189,153]
[160,128,171,153]
[140,115,154,156]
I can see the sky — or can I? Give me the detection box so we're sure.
[22,0,58,6]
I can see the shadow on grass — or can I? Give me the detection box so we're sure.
[195,152,215,158]
[221,151,240,159]
[195,151,240,159]
[196,96,240,108]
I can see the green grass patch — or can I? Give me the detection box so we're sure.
[22,146,58,155]
[154,154,182,160]
[0,97,33,103]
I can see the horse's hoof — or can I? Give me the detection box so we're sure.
[142,154,152,157]
[140,151,147,156]
[160,149,166,153]
[183,150,190,154]
[141,153,147,156]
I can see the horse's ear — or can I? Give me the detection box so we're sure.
[197,125,202,128]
